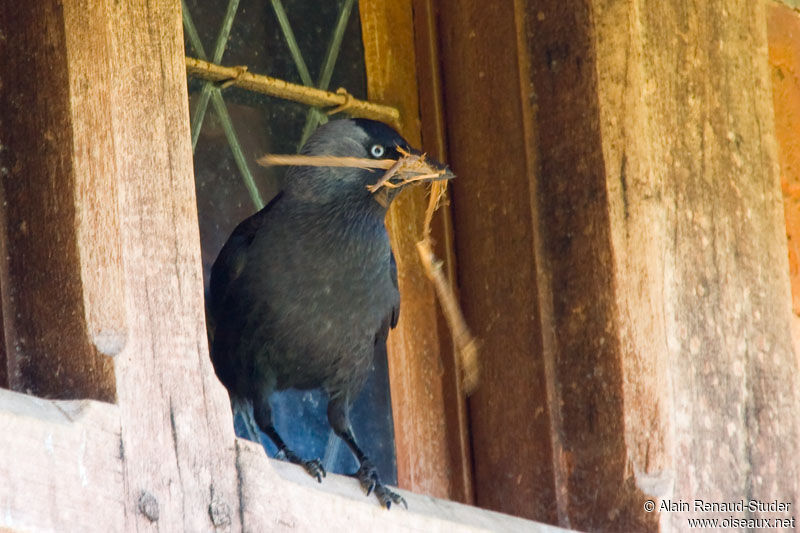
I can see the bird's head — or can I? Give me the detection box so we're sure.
[284,118,452,211]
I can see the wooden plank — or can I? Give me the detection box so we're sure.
[0,2,118,401]
[411,0,474,505]
[768,2,800,367]
[516,2,647,529]
[434,0,559,523]
[236,439,564,533]
[359,0,455,500]
[0,388,124,532]
[590,1,800,529]
[104,1,242,530]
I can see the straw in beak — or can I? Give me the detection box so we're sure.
[366,147,455,194]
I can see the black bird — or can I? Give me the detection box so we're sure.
[207,118,451,508]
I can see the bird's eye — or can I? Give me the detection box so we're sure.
[370,144,385,158]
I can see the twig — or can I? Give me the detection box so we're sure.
[416,182,480,395]
[258,151,448,193]
[185,57,401,127]
[416,240,480,395]
[366,148,447,192]
[258,154,394,170]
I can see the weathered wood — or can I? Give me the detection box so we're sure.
[360,0,456,500]
[519,1,649,529]
[590,0,800,529]
[412,0,475,505]
[435,0,560,523]
[436,0,800,530]
[236,438,564,533]
[1,1,241,530]
[769,2,800,351]
[105,1,242,530]
[0,388,124,532]
[0,2,118,401]
[521,0,798,530]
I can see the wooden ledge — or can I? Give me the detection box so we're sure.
[0,388,124,531]
[0,388,565,531]
[236,438,567,532]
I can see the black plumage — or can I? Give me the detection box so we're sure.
[207,118,449,508]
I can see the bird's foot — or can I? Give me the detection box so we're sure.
[355,460,407,510]
[278,449,326,483]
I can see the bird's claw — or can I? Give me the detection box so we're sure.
[303,458,326,483]
[280,449,326,483]
[356,460,378,495]
[375,484,407,510]
[355,460,406,510]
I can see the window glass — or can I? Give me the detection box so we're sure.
[183,0,397,484]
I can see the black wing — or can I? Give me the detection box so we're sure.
[208,191,284,319]
[206,192,283,390]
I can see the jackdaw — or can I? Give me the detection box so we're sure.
[207,118,451,508]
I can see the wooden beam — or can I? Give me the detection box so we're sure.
[0,1,120,401]
[0,2,242,529]
[588,0,799,529]
[434,0,560,523]
[517,1,657,528]
[105,1,241,530]
[412,0,474,505]
[235,438,561,532]
[437,0,800,530]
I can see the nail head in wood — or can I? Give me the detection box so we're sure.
[137,491,159,522]
[208,498,232,527]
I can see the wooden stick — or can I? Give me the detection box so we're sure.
[257,153,449,192]
[257,154,395,170]
[416,236,480,395]
[185,57,401,127]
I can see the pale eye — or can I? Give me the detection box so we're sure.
[370,144,385,158]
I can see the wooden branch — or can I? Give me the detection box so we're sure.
[185,57,401,128]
